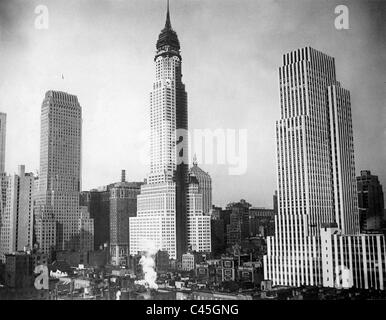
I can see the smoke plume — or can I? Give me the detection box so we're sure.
[135,240,158,290]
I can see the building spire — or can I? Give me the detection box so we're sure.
[165,0,171,29]
[156,0,180,53]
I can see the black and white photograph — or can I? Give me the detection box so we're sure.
[0,0,385,309]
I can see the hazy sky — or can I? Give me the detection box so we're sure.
[0,0,385,208]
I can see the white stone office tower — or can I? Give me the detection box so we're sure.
[0,165,35,262]
[190,156,212,215]
[34,91,93,256]
[130,3,207,260]
[264,47,360,287]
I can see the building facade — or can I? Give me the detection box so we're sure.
[190,156,212,215]
[130,4,210,260]
[78,207,94,252]
[249,208,275,237]
[4,252,34,289]
[211,216,225,258]
[321,225,386,290]
[181,251,204,271]
[155,250,170,272]
[357,170,384,232]
[264,47,361,287]
[110,177,142,266]
[186,176,211,253]
[33,91,93,256]
[226,200,251,247]
[0,165,35,262]
[80,184,112,250]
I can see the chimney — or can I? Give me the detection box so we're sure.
[121,170,126,182]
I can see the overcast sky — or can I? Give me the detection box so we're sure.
[0,0,385,208]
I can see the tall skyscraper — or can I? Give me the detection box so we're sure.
[264,47,362,287]
[34,91,93,256]
[190,156,212,215]
[0,165,35,262]
[357,170,384,231]
[130,3,210,259]
[0,112,6,173]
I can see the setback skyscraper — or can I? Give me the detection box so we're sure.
[129,3,210,259]
[357,170,384,231]
[34,91,94,256]
[264,47,386,290]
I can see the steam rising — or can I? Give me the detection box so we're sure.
[135,240,158,290]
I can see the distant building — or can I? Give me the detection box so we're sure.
[357,170,384,231]
[240,236,267,260]
[80,186,111,250]
[237,262,263,285]
[181,251,204,271]
[155,250,170,272]
[0,165,35,262]
[195,259,221,283]
[186,176,211,253]
[220,208,231,244]
[0,172,7,222]
[226,200,251,246]
[249,208,275,237]
[210,205,230,255]
[78,207,94,252]
[129,254,143,276]
[210,205,222,220]
[220,256,238,282]
[4,252,35,289]
[109,172,143,266]
[190,156,212,215]
[211,217,225,258]
[56,251,88,267]
[34,212,56,258]
[88,249,108,268]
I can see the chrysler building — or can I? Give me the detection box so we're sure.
[129,2,211,259]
